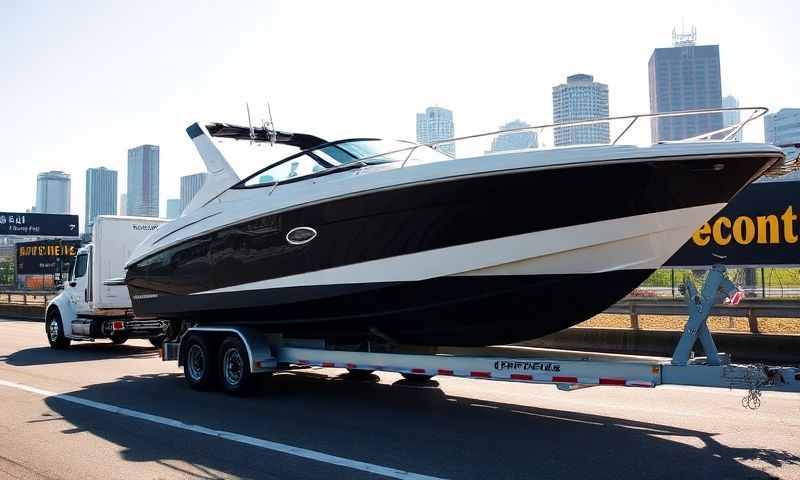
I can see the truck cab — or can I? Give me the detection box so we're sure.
[45,216,171,349]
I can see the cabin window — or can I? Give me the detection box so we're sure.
[243,154,327,187]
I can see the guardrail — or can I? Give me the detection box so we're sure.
[606,297,800,334]
[0,290,55,306]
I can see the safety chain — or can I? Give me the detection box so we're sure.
[740,364,770,410]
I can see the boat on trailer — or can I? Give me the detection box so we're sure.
[125,107,792,347]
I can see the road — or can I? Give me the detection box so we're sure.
[0,318,798,480]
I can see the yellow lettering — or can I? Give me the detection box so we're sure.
[783,206,798,244]
[756,215,779,244]
[733,216,756,244]
[693,223,712,246]
[712,217,732,245]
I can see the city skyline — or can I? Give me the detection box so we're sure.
[1,1,798,218]
[34,170,70,214]
[648,37,722,142]
[84,166,117,232]
[552,74,610,146]
[179,172,208,214]
[416,107,456,157]
[126,144,160,218]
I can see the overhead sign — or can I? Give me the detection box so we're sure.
[0,212,79,237]
[16,239,82,275]
[666,180,800,267]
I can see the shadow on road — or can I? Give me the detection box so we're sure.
[39,369,799,479]
[0,343,158,366]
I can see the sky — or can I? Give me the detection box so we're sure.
[0,0,798,230]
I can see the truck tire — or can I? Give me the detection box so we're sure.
[218,336,257,396]
[148,337,164,348]
[110,333,129,345]
[45,310,71,349]
[183,334,216,390]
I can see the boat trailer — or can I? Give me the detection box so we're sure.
[162,265,800,407]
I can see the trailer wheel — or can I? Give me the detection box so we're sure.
[346,368,375,377]
[110,333,129,345]
[45,310,70,349]
[218,336,256,396]
[183,335,216,390]
[148,337,164,348]
[401,373,434,382]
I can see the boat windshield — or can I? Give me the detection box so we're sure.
[240,139,449,188]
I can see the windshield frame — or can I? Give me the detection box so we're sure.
[233,137,393,190]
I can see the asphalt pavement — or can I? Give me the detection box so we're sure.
[0,318,799,479]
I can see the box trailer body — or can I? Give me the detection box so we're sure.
[90,216,165,309]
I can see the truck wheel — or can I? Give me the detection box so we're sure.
[218,336,256,396]
[148,337,164,348]
[110,333,129,345]
[45,310,70,349]
[183,335,216,390]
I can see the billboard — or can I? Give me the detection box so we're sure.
[16,239,82,275]
[0,212,79,237]
[666,180,800,267]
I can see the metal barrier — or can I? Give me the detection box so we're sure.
[0,290,55,306]
[605,297,800,334]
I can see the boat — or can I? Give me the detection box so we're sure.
[123,108,790,346]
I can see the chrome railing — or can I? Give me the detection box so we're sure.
[354,107,770,168]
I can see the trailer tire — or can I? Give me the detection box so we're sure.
[148,337,164,348]
[45,310,70,349]
[218,336,256,396]
[110,333,129,345]
[183,335,217,391]
[401,373,434,382]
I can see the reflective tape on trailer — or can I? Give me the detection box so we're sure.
[292,359,655,388]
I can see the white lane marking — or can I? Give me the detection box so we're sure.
[0,379,444,480]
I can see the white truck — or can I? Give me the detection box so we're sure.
[45,215,170,349]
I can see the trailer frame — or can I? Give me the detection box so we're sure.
[161,265,800,405]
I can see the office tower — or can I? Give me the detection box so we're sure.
[416,107,455,157]
[166,199,181,219]
[490,120,538,152]
[552,74,609,146]
[648,28,723,142]
[722,95,742,142]
[119,193,127,216]
[127,145,160,217]
[764,108,800,145]
[180,172,209,213]
[85,167,118,231]
[35,171,71,214]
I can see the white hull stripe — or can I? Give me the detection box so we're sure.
[0,379,442,480]
[194,203,725,295]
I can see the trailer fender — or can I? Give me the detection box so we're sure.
[46,293,77,338]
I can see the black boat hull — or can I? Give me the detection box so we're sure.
[126,152,777,346]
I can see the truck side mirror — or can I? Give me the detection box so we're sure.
[55,281,64,290]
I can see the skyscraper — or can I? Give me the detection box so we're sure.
[648,29,722,142]
[180,172,209,213]
[85,167,118,232]
[35,171,71,214]
[722,95,742,142]
[416,107,455,157]
[764,108,800,145]
[119,193,127,216]
[552,74,609,146]
[166,199,181,219]
[127,145,160,217]
[490,120,538,152]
